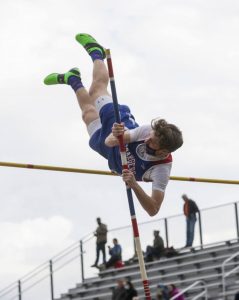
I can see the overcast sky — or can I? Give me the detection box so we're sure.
[0,0,239,294]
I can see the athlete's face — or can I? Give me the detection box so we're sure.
[144,130,169,158]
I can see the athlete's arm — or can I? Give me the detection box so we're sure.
[122,169,164,216]
[105,123,131,147]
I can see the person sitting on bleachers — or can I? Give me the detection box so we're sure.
[168,284,185,300]
[145,230,165,262]
[125,280,138,300]
[112,279,127,300]
[156,283,169,299]
[100,238,122,270]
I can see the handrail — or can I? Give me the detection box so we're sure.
[170,280,208,300]
[0,249,82,299]
[221,250,239,296]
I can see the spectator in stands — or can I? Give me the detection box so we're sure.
[91,217,108,268]
[182,194,199,247]
[235,291,239,300]
[145,230,165,262]
[165,246,179,258]
[156,283,169,299]
[104,238,122,269]
[168,284,185,300]
[112,279,127,300]
[125,280,138,299]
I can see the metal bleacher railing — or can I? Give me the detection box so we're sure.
[221,250,239,296]
[0,201,239,300]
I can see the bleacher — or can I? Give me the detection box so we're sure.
[56,239,239,299]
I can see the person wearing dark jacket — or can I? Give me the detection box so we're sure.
[112,279,127,300]
[91,217,108,267]
[125,280,138,300]
[145,230,165,262]
[182,194,199,247]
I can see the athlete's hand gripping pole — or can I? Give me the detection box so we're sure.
[106,49,152,300]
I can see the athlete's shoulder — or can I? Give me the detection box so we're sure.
[129,124,151,142]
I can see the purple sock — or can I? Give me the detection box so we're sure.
[90,50,104,62]
[68,76,84,93]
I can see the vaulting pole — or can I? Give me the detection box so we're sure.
[106,49,152,299]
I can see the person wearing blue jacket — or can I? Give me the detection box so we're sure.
[105,238,122,269]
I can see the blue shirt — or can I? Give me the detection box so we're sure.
[109,244,122,257]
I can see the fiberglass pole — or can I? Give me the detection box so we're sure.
[106,49,151,299]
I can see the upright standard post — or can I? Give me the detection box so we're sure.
[18,280,22,300]
[198,212,203,249]
[80,240,85,282]
[49,260,54,300]
[106,49,151,299]
[234,202,239,239]
[164,218,169,248]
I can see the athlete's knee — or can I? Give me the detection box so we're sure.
[89,78,108,97]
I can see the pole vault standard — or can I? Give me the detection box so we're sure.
[106,49,151,299]
[0,161,239,185]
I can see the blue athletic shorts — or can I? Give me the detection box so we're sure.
[89,103,139,172]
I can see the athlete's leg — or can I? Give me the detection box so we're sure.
[89,59,111,100]
[44,34,112,138]
[75,86,99,126]
[75,33,111,105]
[76,58,111,127]
[44,68,99,127]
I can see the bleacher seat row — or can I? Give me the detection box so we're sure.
[56,240,239,300]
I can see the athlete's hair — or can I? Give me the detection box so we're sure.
[151,118,183,152]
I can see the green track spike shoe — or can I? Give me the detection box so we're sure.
[75,33,106,59]
[44,68,81,85]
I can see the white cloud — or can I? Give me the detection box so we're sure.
[0,216,74,283]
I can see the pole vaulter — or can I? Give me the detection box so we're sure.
[106,48,152,299]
